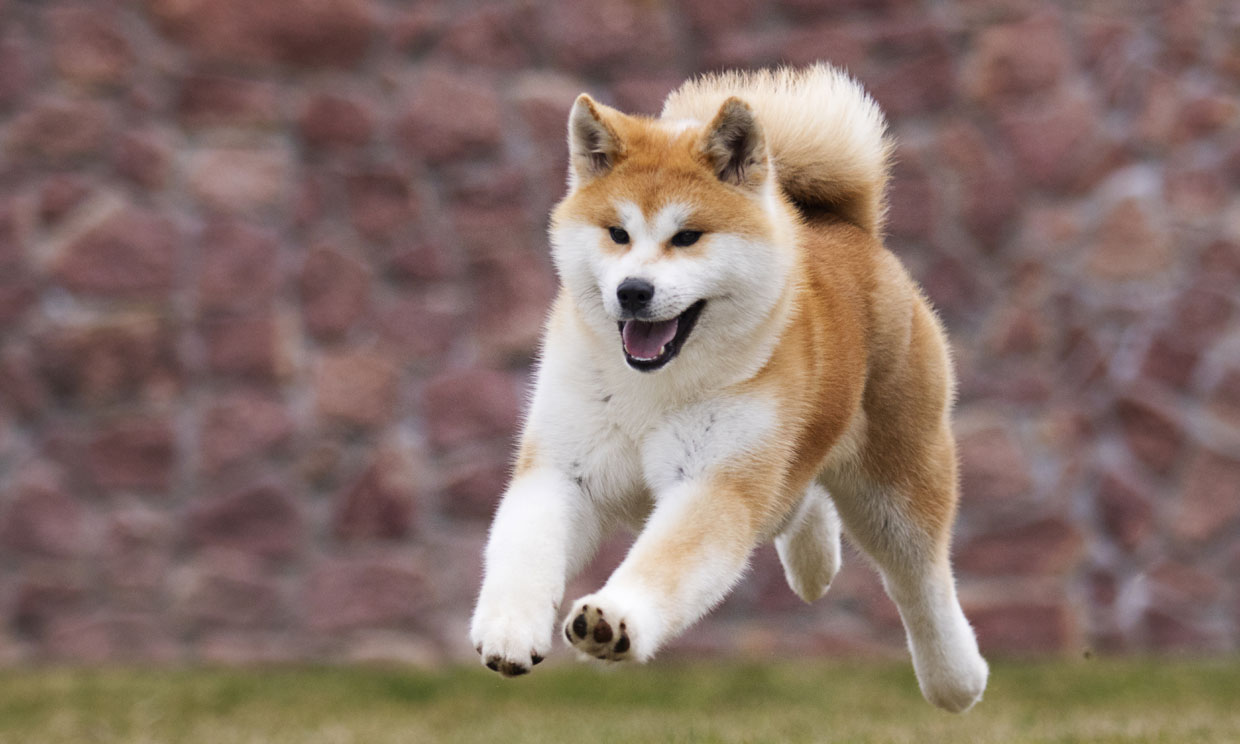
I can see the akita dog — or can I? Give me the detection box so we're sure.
[470,64,989,712]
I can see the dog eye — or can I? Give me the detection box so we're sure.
[670,230,702,247]
[608,227,630,244]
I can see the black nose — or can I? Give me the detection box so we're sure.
[616,278,654,313]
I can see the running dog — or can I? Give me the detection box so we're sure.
[469,64,989,713]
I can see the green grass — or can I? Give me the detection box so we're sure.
[0,658,1238,743]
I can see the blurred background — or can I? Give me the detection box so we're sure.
[0,0,1236,667]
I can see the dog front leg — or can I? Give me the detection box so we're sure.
[562,475,766,662]
[471,466,599,676]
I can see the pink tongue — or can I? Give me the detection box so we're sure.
[622,318,679,360]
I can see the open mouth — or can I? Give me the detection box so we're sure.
[618,300,706,372]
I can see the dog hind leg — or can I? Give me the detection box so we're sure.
[825,468,988,713]
[774,483,842,603]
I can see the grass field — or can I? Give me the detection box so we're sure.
[1,658,1238,743]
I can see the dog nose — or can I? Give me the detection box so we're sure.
[616,278,654,313]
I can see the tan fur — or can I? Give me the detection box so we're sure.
[475,64,986,711]
[556,71,960,595]
[662,65,894,235]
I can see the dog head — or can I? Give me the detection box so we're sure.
[549,95,795,374]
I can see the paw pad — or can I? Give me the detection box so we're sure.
[565,603,632,661]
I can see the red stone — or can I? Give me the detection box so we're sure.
[200,392,292,472]
[333,448,418,541]
[775,0,892,16]
[0,205,20,273]
[314,350,399,428]
[177,553,288,629]
[511,72,583,154]
[49,5,133,87]
[1114,394,1184,474]
[442,162,528,210]
[0,474,89,558]
[198,220,279,315]
[538,0,676,77]
[702,29,789,71]
[38,175,91,226]
[346,169,417,241]
[176,74,279,129]
[391,3,443,50]
[1175,94,1239,140]
[387,237,456,282]
[422,368,521,450]
[1088,199,1171,280]
[0,38,29,108]
[611,77,681,116]
[1143,609,1220,652]
[862,19,955,117]
[1165,160,1228,219]
[298,247,369,340]
[13,570,87,639]
[965,12,1070,102]
[53,208,178,297]
[198,632,301,663]
[1175,450,1240,543]
[113,129,171,189]
[956,518,1084,577]
[1140,331,1198,391]
[396,69,501,164]
[432,4,537,69]
[1212,369,1240,424]
[680,0,760,36]
[375,291,461,359]
[986,308,1047,357]
[440,457,508,521]
[937,121,1020,247]
[957,425,1034,510]
[885,153,936,240]
[0,282,34,329]
[145,0,376,69]
[298,93,373,150]
[1148,561,1220,605]
[305,557,428,631]
[0,344,46,417]
[201,313,285,381]
[920,254,983,321]
[44,612,176,662]
[185,480,302,560]
[1199,240,1240,286]
[1171,283,1233,346]
[188,146,291,213]
[1000,94,1105,192]
[968,600,1075,654]
[35,315,179,407]
[1096,470,1154,551]
[87,417,176,491]
[455,208,553,359]
[6,96,110,163]
[101,506,172,597]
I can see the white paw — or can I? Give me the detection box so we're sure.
[916,649,989,713]
[470,596,554,677]
[562,595,639,662]
[774,488,841,603]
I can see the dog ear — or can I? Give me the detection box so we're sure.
[702,97,768,190]
[567,94,624,187]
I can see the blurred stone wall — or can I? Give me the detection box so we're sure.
[0,0,1237,664]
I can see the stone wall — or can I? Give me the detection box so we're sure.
[0,0,1237,663]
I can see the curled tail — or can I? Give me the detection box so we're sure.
[661,64,893,236]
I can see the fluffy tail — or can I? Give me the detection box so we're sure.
[661,64,893,236]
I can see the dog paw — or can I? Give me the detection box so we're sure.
[917,650,989,713]
[563,602,633,661]
[470,601,552,678]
